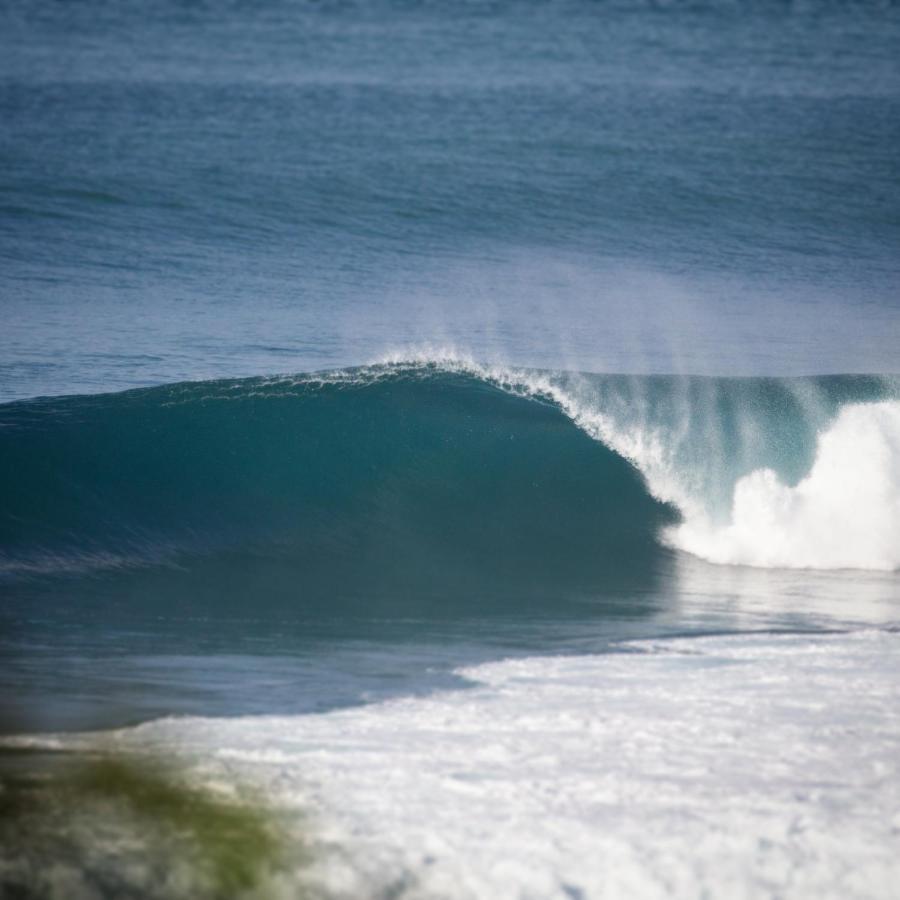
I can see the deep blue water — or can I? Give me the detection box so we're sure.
[1,0,899,733]
[2,0,899,401]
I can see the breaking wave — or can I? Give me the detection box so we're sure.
[1,357,897,619]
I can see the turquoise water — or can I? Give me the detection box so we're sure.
[2,0,900,733]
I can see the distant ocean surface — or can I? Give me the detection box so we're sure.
[2,1,900,897]
[2,0,900,399]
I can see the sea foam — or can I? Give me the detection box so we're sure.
[12,629,899,899]
[671,401,900,570]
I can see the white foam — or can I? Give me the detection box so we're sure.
[27,630,900,899]
[671,401,900,571]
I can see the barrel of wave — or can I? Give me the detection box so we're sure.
[670,401,900,572]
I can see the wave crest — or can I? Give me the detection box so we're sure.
[376,352,900,572]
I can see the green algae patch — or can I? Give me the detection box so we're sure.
[0,750,304,899]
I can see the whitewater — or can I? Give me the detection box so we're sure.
[8,629,900,899]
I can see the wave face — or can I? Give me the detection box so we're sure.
[1,361,898,622]
[0,366,676,616]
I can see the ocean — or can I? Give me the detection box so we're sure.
[1,1,899,897]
